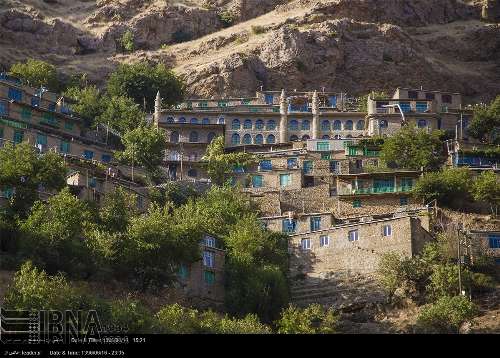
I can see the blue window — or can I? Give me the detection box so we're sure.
[302,135,310,141]
[382,225,392,237]
[203,251,214,268]
[36,134,47,146]
[310,217,321,231]
[348,230,359,242]
[189,131,199,142]
[332,120,341,130]
[218,117,225,124]
[243,134,252,144]
[31,97,40,107]
[178,117,186,123]
[190,118,198,124]
[166,116,174,123]
[252,175,263,188]
[0,101,8,115]
[356,120,364,130]
[202,118,210,125]
[321,120,330,131]
[282,219,297,234]
[265,94,274,105]
[322,135,330,139]
[102,154,112,163]
[244,119,252,129]
[267,120,276,130]
[329,96,337,107]
[61,106,71,115]
[289,120,299,130]
[290,135,299,141]
[254,134,263,144]
[232,119,240,129]
[8,88,22,102]
[170,131,179,143]
[60,140,70,154]
[287,158,298,169]
[303,160,313,174]
[207,132,216,143]
[267,134,276,144]
[231,133,240,145]
[204,270,215,285]
[260,160,272,171]
[280,173,292,187]
[13,130,23,144]
[379,120,388,128]
[416,102,428,112]
[329,160,340,173]
[255,119,264,130]
[48,103,56,112]
[344,120,353,130]
[89,177,97,188]
[83,150,94,160]
[399,102,411,113]
[417,119,427,128]
[400,197,408,206]
[488,235,500,249]
[301,120,310,130]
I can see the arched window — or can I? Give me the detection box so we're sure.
[244,119,252,129]
[379,119,388,128]
[289,120,299,130]
[321,120,330,131]
[190,118,198,124]
[189,131,199,142]
[232,119,240,129]
[333,120,341,130]
[255,134,264,144]
[187,168,197,178]
[356,120,365,130]
[243,134,252,144]
[218,117,225,124]
[334,134,341,139]
[344,120,353,130]
[267,134,276,144]
[346,134,352,138]
[302,120,310,130]
[302,134,310,141]
[171,131,179,143]
[290,135,299,141]
[178,117,186,123]
[166,116,174,123]
[417,119,427,128]
[322,135,330,139]
[202,118,210,125]
[255,119,264,130]
[207,132,216,143]
[267,120,276,130]
[231,133,240,145]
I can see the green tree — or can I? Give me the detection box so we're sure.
[0,143,67,217]
[9,59,59,91]
[472,170,500,215]
[467,96,500,144]
[115,125,167,175]
[19,188,94,277]
[109,298,153,333]
[98,187,138,233]
[380,126,445,170]
[203,136,256,186]
[97,95,145,133]
[107,62,184,111]
[412,167,472,208]
[120,30,135,53]
[416,295,478,333]
[64,85,104,127]
[276,304,337,334]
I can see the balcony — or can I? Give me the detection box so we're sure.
[338,186,413,196]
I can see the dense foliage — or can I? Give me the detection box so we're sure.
[468,96,500,144]
[9,59,59,91]
[276,304,337,334]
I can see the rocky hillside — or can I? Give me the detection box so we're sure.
[0,0,499,101]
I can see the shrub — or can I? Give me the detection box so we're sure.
[219,10,234,27]
[155,304,199,334]
[276,304,337,334]
[109,298,153,333]
[416,295,477,333]
[120,30,135,53]
[9,59,59,91]
[251,25,266,35]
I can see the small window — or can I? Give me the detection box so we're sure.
[60,140,70,154]
[189,131,199,142]
[166,116,174,123]
[379,120,388,128]
[243,134,252,144]
[252,175,263,188]
[83,150,94,160]
[301,238,311,250]
[231,133,240,145]
[290,135,299,141]
[48,103,56,112]
[329,160,340,173]
[289,120,299,130]
[190,118,198,124]
[266,120,276,130]
[36,134,47,146]
[21,107,31,120]
[356,120,365,130]
[203,251,215,268]
[259,160,272,171]
[187,168,197,177]
[321,120,330,131]
[207,132,216,143]
[31,97,40,107]
[425,93,435,100]
[344,120,353,130]
[321,153,331,160]
[13,130,24,144]
[8,87,22,102]
[204,236,216,248]
[255,134,264,144]
[382,225,392,237]
[102,154,112,163]
[348,230,359,242]
[204,270,215,285]
[302,120,310,130]
[320,235,330,247]
[255,119,264,130]
[282,219,297,234]
[0,101,8,116]
[400,197,408,206]
[232,119,241,129]
[287,158,298,169]
[408,90,418,99]
[353,199,361,208]
[244,119,252,129]
[310,217,321,231]
[417,119,427,128]
[202,118,210,125]
[303,160,313,174]
[266,134,276,144]
[355,159,363,169]
[280,173,292,187]
[442,94,452,104]
[316,141,330,151]
[333,120,341,130]
[488,235,500,249]
[65,121,74,130]
[171,131,179,143]
[178,264,189,279]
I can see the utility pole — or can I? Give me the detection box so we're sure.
[457,225,462,296]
